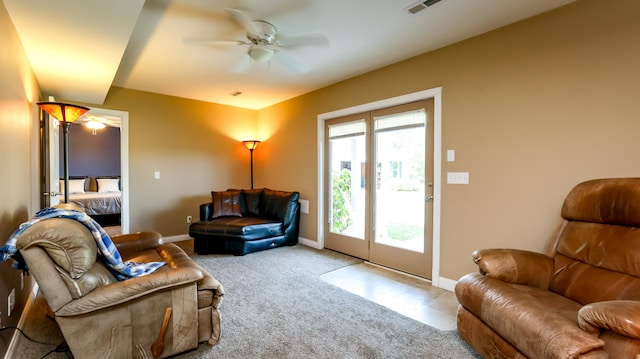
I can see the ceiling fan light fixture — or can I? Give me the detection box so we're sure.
[85,120,106,135]
[85,120,106,130]
[249,45,273,63]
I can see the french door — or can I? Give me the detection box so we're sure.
[324,100,434,278]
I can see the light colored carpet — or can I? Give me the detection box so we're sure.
[13,244,480,358]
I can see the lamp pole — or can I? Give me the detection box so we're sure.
[249,147,255,189]
[61,121,71,203]
[242,140,261,190]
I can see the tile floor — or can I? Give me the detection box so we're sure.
[320,262,459,330]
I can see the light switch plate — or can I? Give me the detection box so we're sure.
[447,149,455,162]
[447,172,469,184]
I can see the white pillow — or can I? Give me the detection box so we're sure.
[97,178,120,193]
[67,179,86,194]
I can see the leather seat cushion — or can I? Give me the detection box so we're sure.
[190,217,283,241]
[456,273,604,358]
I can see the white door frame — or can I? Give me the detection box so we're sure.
[317,87,443,287]
[87,107,130,234]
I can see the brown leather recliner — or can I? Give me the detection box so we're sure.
[455,178,640,358]
[15,217,224,359]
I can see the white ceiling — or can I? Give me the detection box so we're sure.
[5,0,575,110]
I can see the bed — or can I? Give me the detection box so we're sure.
[61,176,121,225]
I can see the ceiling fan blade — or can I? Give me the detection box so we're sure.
[231,55,252,73]
[276,33,329,48]
[273,51,311,74]
[225,8,259,36]
[184,39,249,46]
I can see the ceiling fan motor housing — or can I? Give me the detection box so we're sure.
[247,20,277,45]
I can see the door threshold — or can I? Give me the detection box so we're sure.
[364,261,432,283]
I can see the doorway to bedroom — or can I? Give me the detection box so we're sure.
[42,106,130,234]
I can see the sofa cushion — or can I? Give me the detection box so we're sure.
[58,262,117,299]
[457,273,604,358]
[549,220,640,305]
[242,188,263,216]
[190,217,283,241]
[561,178,640,227]
[17,218,97,279]
[210,190,242,218]
[260,189,300,225]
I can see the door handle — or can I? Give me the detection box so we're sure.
[425,195,434,202]
[43,192,61,197]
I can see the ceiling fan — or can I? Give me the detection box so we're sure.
[185,8,329,73]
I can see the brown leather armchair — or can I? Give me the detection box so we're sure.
[15,217,224,359]
[455,178,640,358]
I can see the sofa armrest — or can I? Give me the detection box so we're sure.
[111,231,163,259]
[578,300,640,339]
[56,266,203,316]
[199,202,213,221]
[472,248,553,289]
[156,243,225,308]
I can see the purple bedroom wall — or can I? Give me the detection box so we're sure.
[60,123,121,176]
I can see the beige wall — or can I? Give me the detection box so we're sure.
[0,1,39,354]
[257,0,640,280]
[85,87,258,235]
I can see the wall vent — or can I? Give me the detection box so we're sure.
[406,0,442,15]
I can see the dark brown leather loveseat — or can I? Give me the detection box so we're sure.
[456,178,640,358]
[189,188,300,255]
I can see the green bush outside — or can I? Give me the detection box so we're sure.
[332,168,353,233]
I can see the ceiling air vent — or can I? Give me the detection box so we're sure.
[406,0,442,15]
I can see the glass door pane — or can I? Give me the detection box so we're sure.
[374,109,426,253]
[328,120,366,239]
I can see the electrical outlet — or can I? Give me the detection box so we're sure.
[186,216,192,224]
[8,288,15,317]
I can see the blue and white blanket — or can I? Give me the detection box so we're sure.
[0,207,165,280]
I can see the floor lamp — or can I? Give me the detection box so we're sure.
[38,102,90,203]
[242,140,260,189]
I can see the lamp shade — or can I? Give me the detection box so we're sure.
[243,140,261,150]
[37,102,90,123]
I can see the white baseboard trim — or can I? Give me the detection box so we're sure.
[5,282,39,359]
[163,234,191,243]
[298,236,321,249]
[438,276,458,292]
